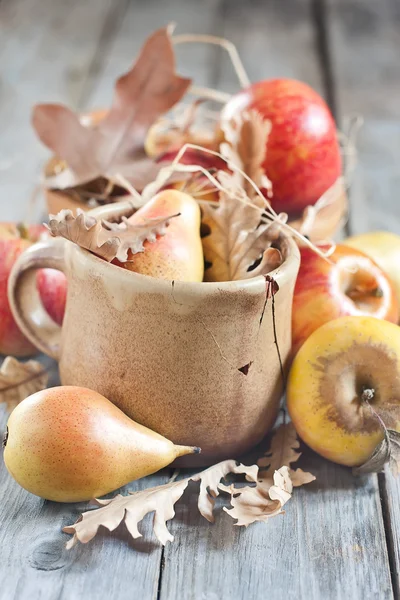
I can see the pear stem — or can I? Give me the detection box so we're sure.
[175,445,201,458]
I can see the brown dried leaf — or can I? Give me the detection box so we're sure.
[46,209,178,263]
[220,423,315,526]
[221,110,271,195]
[32,27,191,190]
[220,466,292,526]
[0,357,48,412]
[63,460,258,548]
[353,429,400,477]
[202,112,281,282]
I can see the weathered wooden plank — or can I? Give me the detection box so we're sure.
[215,0,323,93]
[85,0,223,109]
[0,1,225,599]
[161,452,392,600]
[0,0,124,221]
[327,0,400,596]
[160,1,394,598]
[0,0,172,598]
[327,0,400,236]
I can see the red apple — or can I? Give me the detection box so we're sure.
[0,223,67,356]
[221,79,342,215]
[292,244,399,356]
[36,269,67,326]
[0,224,43,356]
[157,147,226,203]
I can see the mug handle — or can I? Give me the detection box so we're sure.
[8,238,66,360]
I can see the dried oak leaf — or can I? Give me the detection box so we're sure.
[0,357,48,412]
[32,27,191,190]
[353,429,400,477]
[63,460,258,548]
[221,110,271,195]
[46,209,178,263]
[220,423,315,526]
[202,113,282,282]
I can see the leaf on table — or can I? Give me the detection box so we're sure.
[257,422,315,487]
[32,27,191,190]
[220,423,315,526]
[353,429,400,477]
[202,111,283,282]
[46,209,178,263]
[63,459,258,548]
[0,357,48,412]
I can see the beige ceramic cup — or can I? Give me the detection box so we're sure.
[8,200,300,466]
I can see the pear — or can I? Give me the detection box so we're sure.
[3,386,200,502]
[119,189,204,282]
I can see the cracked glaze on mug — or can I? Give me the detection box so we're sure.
[58,204,300,466]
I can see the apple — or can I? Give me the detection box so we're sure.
[343,231,400,312]
[0,223,67,356]
[36,269,67,326]
[220,78,342,215]
[292,244,399,356]
[157,147,226,203]
[287,315,400,467]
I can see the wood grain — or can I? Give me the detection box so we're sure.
[0,0,399,598]
[0,0,169,597]
[327,0,400,235]
[160,2,394,597]
[161,451,393,600]
[327,0,400,597]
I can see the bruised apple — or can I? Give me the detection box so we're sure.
[221,78,342,214]
[292,244,398,356]
[119,189,204,282]
[287,316,400,467]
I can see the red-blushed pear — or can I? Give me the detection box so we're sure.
[118,189,204,282]
[287,316,400,467]
[292,244,399,356]
[221,78,342,215]
[4,386,200,502]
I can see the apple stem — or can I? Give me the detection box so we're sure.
[361,389,389,437]
[361,388,375,402]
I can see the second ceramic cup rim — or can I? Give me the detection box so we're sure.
[78,198,300,293]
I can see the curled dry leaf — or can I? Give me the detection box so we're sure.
[353,429,400,477]
[32,27,191,191]
[201,112,283,282]
[46,209,178,263]
[63,460,258,548]
[0,357,48,412]
[220,423,315,526]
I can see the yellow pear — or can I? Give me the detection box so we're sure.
[119,189,204,282]
[3,386,200,502]
[344,231,400,311]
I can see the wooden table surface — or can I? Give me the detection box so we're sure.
[1,0,400,598]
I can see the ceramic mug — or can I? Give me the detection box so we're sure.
[8,200,300,465]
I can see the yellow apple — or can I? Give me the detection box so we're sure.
[287,315,400,467]
[344,231,400,311]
